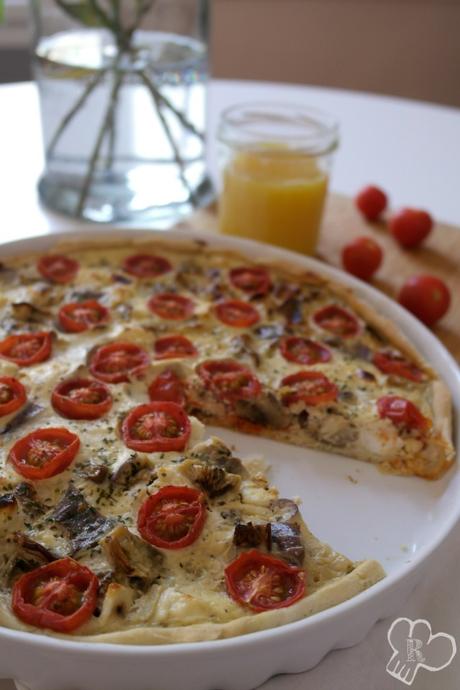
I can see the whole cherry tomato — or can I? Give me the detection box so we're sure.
[390,209,433,248]
[341,237,383,281]
[355,186,387,221]
[398,275,451,327]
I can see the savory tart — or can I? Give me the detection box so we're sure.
[0,236,453,641]
[0,237,451,479]
[0,431,384,642]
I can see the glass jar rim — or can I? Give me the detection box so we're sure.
[217,102,339,156]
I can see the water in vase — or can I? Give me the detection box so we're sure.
[34,29,212,223]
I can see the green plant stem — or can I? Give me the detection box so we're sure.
[75,68,124,217]
[150,86,198,206]
[46,67,110,159]
[105,105,117,171]
[138,70,204,141]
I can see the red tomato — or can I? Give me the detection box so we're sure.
[122,401,191,453]
[377,395,429,432]
[229,267,271,295]
[154,335,197,360]
[12,558,98,633]
[148,293,195,320]
[341,237,383,281]
[9,427,80,480]
[373,350,424,382]
[281,371,338,406]
[58,300,110,333]
[0,377,27,417]
[214,300,260,328]
[37,255,80,284]
[197,359,261,401]
[398,275,451,327]
[355,185,387,221]
[280,337,331,365]
[52,378,112,420]
[137,485,206,550]
[390,209,433,248]
[90,342,150,383]
[313,305,360,338]
[0,332,52,367]
[148,369,186,406]
[122,253,172,278]
[224,550,305,612]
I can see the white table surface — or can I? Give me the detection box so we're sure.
[1,79,460,690]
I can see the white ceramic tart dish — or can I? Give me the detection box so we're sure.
[0,229,459,690]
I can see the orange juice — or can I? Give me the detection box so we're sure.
[219,148,329,255]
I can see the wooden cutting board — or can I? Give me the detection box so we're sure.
[183,194,459,362]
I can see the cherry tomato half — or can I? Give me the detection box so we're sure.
[281,371,338,406]
[313,305,360,338]
[9,427,80,480]
[197,359,261,401]
[214,300,260,328]
[0,332,53,367]
[225,550,305,612]
[148,369,186,406]
[90,342,150,383]
[122,401,191,453]
[148,293,195,321]
[154,335,197,360]
[398,275,451,327]
[377,395,429,433]
[122,253,172,278]
[58,300,110,333]
[389,209,433,249]
[355,185,387,221]
[37,255,80,284]
[280,337,331,365]
[12,558,98,633]
[52,378,112,420]
[138,485,206,550]
[341,237,383,281]
[0,377,27,417]
[373,350,424,383]
[229,267,271,296]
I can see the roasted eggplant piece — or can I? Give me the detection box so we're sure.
[270,522,305,566]
[233,518,304,566]
[233,521,270,548]
[51,485,115,553]
[0,402,44,436]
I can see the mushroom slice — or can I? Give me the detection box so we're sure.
[102,525,163,591]
[181,458,241,498]
[189,437,247,477]
[234,393,290,430]
[111,455,155,489]
[11,302,50,323]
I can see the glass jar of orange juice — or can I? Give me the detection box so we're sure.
[217,103,339,255]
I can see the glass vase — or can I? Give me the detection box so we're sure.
[29,0,213,224]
